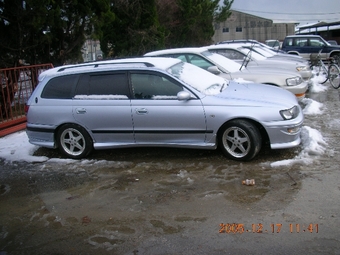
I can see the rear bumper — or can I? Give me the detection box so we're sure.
[26,124,56,148]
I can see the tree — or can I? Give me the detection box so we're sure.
[0,0,113,67]
[156,0,233,47]
[0,0,233,66]
[99,0,165,58]
[99,0,233,57]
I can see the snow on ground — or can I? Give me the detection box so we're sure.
[0,75,329,166]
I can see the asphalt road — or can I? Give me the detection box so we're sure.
[0,83,340,255]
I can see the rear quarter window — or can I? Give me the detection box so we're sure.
[41,74,79,99]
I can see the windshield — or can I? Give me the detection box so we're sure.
[167,62,229,95]
[254,46,276,57]
[237,47,267,60]
[243,46,274,57]
[201,50,241,73]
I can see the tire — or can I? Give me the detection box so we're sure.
[311,64,328,84]
[328,64,340,89]
[219,120,262,161]
[56,124,93,159]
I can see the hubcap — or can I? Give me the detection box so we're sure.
[223,127,251,158]
[60,128,85,156]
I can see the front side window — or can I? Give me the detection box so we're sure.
[309,38,325,47]
[186,54,214,70]
[285,38,293,46]
[131,73,183,99]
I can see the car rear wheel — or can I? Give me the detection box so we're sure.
[57,124,93,159]
[219,120,262,161]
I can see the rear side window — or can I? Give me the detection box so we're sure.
[41,75,79,99]
[295,38,308,47]
[75,72,129,99]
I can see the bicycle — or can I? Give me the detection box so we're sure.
[309,50,340,89]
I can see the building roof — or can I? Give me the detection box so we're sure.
[297,21,340,34]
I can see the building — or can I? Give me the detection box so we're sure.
[212,10,295,44]
[296,21,340,44]
[82,39,103,62]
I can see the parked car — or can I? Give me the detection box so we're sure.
[281,35,340,60]
[217,39,287,55]
[328,40,338,46]
[206,43,313,86]
[237,44,308,63]
[144,47,308,99]
[25,57,304,161]
[265,39,281,49]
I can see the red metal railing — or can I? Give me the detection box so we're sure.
[0,63,54,137]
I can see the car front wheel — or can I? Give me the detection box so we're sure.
[219,120,262,161]
[57,124,93,159]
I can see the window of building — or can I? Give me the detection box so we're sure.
[236,27,242,32]
[222,27,229,33]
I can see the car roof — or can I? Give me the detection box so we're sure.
[217,39,259,44]
[39,57,182,79]
[145,47,207,56]
[285,35,321,38]
[206,44,245,49]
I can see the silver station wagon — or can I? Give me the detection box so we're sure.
[25,57,304,161]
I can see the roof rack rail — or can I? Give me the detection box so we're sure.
[57,61,155,72]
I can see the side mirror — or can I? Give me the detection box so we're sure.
[207,66,221,75]
[177,91,192,101]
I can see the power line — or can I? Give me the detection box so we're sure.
[232,8,340,16]
[272,17,340,22]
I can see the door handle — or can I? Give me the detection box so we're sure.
[135,108,148,114]
[76,108,87,114]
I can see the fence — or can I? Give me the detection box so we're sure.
[0,63,54,137]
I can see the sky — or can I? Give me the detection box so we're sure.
[230,0,340,26]
[0,77,329,168]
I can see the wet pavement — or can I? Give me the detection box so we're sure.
[1,83,340,255]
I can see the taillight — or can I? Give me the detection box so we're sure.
[24,104,29,115]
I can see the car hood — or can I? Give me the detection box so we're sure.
[213,81,298,108]
[236,67,301,77]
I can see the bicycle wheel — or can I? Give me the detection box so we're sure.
[311,63,328,84]
[328,64,340,89]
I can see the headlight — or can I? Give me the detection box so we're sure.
[286,76,303,86]
[280,105,299,120]
[296,66,310,72]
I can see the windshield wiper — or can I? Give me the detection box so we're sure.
[239,43,254,70]
[220,81,229,92]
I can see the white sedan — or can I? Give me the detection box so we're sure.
[144,47,309,99]
[206,43,313,87]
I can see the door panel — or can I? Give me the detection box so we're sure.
[72,72,134,145]
[130,72,207,145]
